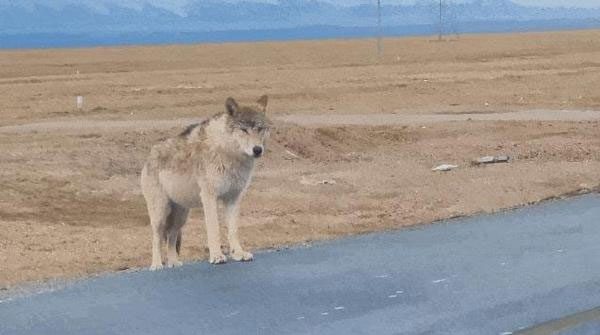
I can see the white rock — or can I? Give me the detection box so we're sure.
[432,164,458,172]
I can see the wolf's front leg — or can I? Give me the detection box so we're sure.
[200,189,227,264]
[225,199,253,262]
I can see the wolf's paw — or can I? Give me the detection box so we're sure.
[231,250,254,262]
[150,263,164,271]
[209,253,228,264]
[167,260,183,268]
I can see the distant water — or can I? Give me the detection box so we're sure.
[1,19,599,49]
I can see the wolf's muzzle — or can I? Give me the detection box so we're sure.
[253,146,263,157]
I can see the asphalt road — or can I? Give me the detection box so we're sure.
[1,194,600,335]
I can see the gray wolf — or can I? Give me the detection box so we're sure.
[141,95,271,270]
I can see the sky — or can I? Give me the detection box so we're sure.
[3,0,600,9]
[346,0,600,7]
[338,0,600,8]
[1,0,599,18]
[515,0,600,6]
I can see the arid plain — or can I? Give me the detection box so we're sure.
[1,30,600,287]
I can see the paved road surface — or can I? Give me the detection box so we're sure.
[1,194,600,334]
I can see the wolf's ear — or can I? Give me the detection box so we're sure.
[256,95,268,113]
[225,97,239,116]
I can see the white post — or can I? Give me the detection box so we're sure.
[76,96,83,110]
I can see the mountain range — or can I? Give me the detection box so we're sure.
[1,0,599,34]
[0,0,599,48]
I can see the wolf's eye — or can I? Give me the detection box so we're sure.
[241,128,249,134]
[257,127,264,132]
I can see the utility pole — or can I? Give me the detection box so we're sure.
[438,0,443,41]
[377,0,382,57]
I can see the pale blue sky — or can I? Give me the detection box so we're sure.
[2,0,598,17]
[3,0,600,8]
[334,0,600,8]
[514,0,600,6]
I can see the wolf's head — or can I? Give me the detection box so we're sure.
[224,95,272,158]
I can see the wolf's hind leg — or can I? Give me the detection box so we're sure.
[148,200,171,271]
[143,182,171,271]
[176,230,182,255]
[166,205,189,268]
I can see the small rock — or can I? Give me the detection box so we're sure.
[432,164,458,172]
[477,156,495,164]
[300,176,336,186]
[474,155,510,165]
[284,149,300,160]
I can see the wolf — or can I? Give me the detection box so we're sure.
[141,95,271,270]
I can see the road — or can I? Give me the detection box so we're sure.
[0,109,599,133]
[1,194,600,334]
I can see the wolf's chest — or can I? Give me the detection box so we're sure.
[212,160,254,199]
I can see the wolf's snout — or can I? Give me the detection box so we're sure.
[253,146,263,157]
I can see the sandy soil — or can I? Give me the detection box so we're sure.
[1,30,600,287]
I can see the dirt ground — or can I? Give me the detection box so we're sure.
[1,30,600,287]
